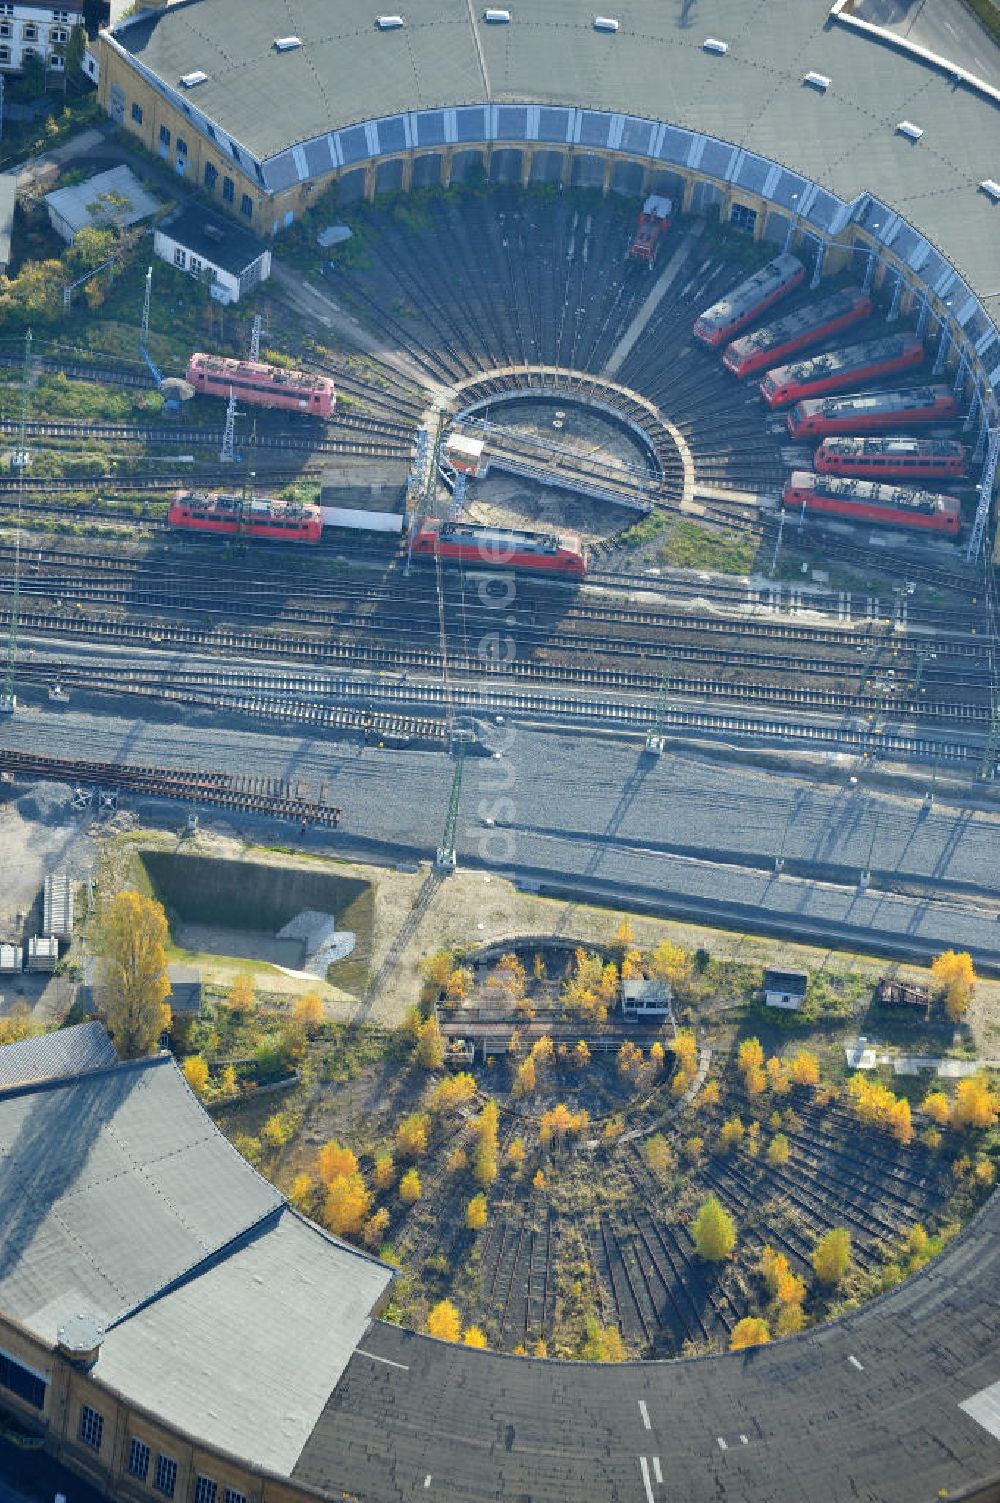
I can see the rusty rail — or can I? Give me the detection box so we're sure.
[0,749,341,827]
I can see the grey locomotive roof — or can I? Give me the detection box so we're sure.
[0,1020,118,1090]
[110,0,1000,321]
[157,203,268,276]
[97,1206,394,1476]
[0,1053,282,1341]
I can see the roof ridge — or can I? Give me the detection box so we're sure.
[0,1050,166,1103]
[105,1201,288,1331]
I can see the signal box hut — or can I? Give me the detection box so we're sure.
[26,936,59,973]
[763,968,808,1011]
[154,203,271,304]
[0,942,22,975]
[621,978,673,1021]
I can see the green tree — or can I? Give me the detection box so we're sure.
[96,890,171,1057]
[812,1227,852,1287]
[65,22,86,80]
[692,1195,736,1261]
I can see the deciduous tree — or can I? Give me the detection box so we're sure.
[96,890,171,1057]
[414,1015,445,1069]
[718,1116,744,1154]
[789,1049,820,1088]
[730,1317,770,1350]
[812,1227,851,1286]
[324,1173,372,1238]
[363,1207,390,1248]
[426,1300,462,1342]
[373,1152,395,1191]
[220,1064,237,1096]
[396,1112,431,1158]
[644,1134,672,1177]
[290,1172,314,1210]
[183,1055,209,1095]
[466,1193,487,1230]
[737,1037,765,1076]
[774,1302,805,1337]
[573,1039,591,1070]
[930,949,975,1023]
[399,1168,421,1203]
[766,1133,790,1168]
[649,940,693,994]
[692,1195,736,1261]
[922,1090,951,1126]
[507,1137,527,1169]
[318,1140,358,1184]
[427,1072,477,1113]
[463,1326,488,1347]
[227,973,256,1015]
[951,1074,999,1132]
[294,991,324,1032]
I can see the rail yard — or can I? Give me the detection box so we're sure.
[1,38,1000,1502]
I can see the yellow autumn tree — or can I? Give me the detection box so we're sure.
[613,918,633,947]
[466,1193,488,1230]
[789,1050,820,1088]
[373,1152,395,1191]
[426,1300,462,1342]
[363,1207,391,1248]
[96,890,172,1057]
[673,1028,698,1076]
[574,1039,592,1070]
[427,1072,477,1113]
[507,1137,527,1170]
[730,1318,770,1351]
[463,1326,488,1348]
[649,940,693,994]
[227,972,256,1015]
[692,1195,737,1261]
[414,1015,445,1069]
[930,950,975,1023]
[289,1172,314,1210]
[765,1056,790,1097]
[775,1302,805,1336]
[318,1140,358,1184]
[399,1168,421,1203]
[718,1116,744,1154]
[396,1112,431,1158]
[324,1173,372,1239]
[812,1227,851,1287]
[767,1133,790,1167]
[737,1037,765,1076]
[183,1055,209,1095]
[951,1075,999,1132]
[294,991,324,1032]
[922,1090,951,1126]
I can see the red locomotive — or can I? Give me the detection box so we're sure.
[693,254,805,349]
[786,386,959,438]
[627,195,672,268]
[782,471,960,535]
[722,288,872,380]
[409,519,587,576]
[168,491,324,543]
[815,436,966,480]
[760,334,924,407]
[186,353,335,417]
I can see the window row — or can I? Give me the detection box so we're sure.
[126,1434,246,1503]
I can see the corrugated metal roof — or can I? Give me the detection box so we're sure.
[98,1208,394,1476]
[0,1054,282,1341]
[0,1021,117,1090]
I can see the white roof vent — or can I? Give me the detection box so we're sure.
[274,35,302,50]
[897,120,924,141]
[484,7,510,19]
[803,70,831,90]
[377,14,404,27]
[979,179,1000,202]
[593,16,619,31]
[180,70,208,87]
[703,37,728,54]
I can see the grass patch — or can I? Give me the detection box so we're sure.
[657,519,757,575]
[618,511,670,548]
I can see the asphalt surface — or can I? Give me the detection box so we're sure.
[295,1184,1000,1503]
[4,701,1000,966]
[856,0,1000,84]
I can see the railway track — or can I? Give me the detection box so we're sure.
[0,417,412,460]
[0,748,341,826]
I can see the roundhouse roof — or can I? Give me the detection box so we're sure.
[111,0,1000,323]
